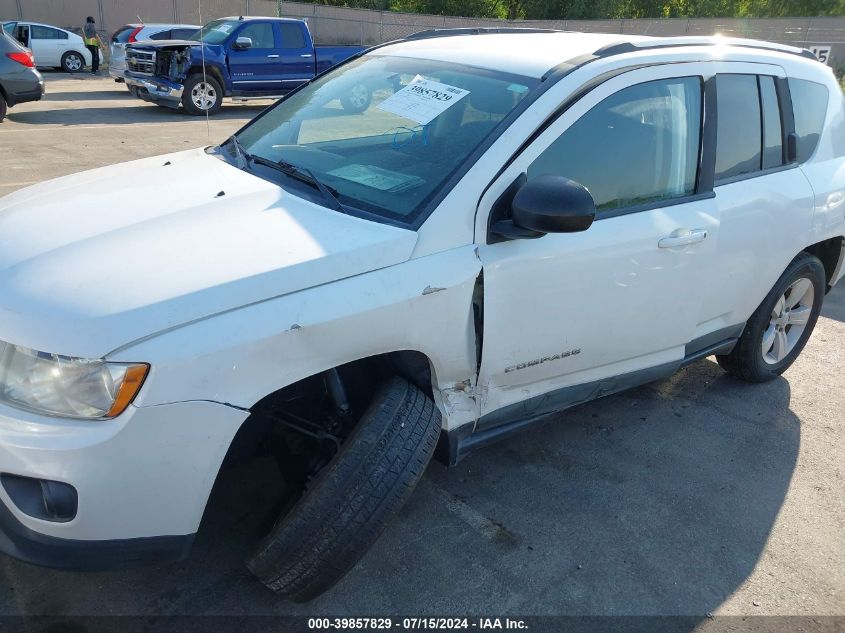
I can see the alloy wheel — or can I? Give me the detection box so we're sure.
[66,54,83,71]
[761,276,814,364]
[191,81,217,111]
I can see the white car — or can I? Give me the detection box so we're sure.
[1,21,102,73]
[109,23,200,84]
[0,30,843,600]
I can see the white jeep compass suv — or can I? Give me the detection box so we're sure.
[0,29,842,601]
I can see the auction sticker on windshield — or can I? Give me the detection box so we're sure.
[377,78,470,125]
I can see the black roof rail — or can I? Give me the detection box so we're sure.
[593,36,818,62]
[406,27,559,40]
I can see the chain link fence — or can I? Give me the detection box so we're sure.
[3,0,845,64]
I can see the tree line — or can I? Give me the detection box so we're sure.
[297,0,844,19]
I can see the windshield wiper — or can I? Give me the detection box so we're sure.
[250,155,344,212]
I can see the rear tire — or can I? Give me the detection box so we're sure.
[181,74,223,116]
[716,252,825,382]
[0,93,6,122]
[247,376,441,602]
[61,51,85,73]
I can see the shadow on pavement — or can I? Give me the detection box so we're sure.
[43,89,143,102]
[0,359,799,622]
[821,280,845,323]
[8,103,272,125]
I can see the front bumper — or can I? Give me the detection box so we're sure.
[124,72,184,104]
[108,60,126,81]
[0,499,194,570]
[0,399,246,570]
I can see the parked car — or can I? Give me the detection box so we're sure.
[124,16,366,115]
[0,30,842,601]
[0,30,43,121]
[109,22,200,88]
[1,21,102,73]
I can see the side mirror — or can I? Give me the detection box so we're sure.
[233,36,252,50]
[489,174,596,242]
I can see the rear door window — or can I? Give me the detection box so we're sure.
[279,23,306,49]
[789,78,829,162]
[172,28,198,40]
[150,30,173,40]
[715,74,762,181]
[759,76,784,170]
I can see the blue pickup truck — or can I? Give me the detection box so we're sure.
[124,16,367,115]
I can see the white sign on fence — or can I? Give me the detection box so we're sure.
[808,45,832,64]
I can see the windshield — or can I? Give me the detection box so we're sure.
[235,55,538,226]
[189,19,238,44]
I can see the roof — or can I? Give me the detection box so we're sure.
[377,32,652,78]
[121,23,201,29]
[218,16,306,23]
[376,31,818,78]
[8,21,73,31]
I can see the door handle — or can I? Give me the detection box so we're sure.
[658,228,708,249]
[266,54,280,58]
[300,53,313,58]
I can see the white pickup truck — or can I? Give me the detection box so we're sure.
[0,29,843,601]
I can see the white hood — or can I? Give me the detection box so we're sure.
[0,148,417,359]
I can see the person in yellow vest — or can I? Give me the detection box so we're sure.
[82,16,102,74]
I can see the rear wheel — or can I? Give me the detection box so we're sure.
[247,376,441,602]
[716,252,825,382]
[61,51,85,73]
[0,93,6,122]
[181,74,223,116]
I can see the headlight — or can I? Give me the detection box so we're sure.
[0,341,148,419]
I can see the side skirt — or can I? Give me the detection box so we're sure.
[436,324,744,466]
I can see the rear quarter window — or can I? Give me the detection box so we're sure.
[172,28,198,40]
[112,26,133,43]
[789,78,828,162]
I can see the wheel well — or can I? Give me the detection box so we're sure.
[188,65,224,87]
[202,351,435,537]
[222,351,435,470]
[803,237,844,291]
